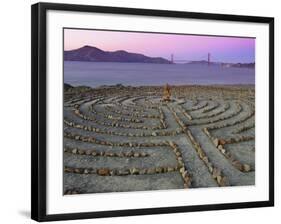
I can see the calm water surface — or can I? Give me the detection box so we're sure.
[64,61,255,88]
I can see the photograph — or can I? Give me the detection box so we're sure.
[63,28,256,194]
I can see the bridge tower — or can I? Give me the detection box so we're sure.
[208,53,211,66]
[171,54,174,64]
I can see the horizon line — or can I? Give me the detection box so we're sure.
[64,45,255,64]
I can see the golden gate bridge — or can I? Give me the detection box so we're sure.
[170,53,215,65]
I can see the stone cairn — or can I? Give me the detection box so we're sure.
[162,83,172,102]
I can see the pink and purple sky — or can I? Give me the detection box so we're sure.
[64,29,255,63]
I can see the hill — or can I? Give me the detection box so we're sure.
[64,45,171,64]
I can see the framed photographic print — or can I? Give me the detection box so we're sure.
[31,2,274,222]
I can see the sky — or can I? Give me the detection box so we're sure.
[64,29,255,63]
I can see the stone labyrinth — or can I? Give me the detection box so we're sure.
[63,85,255,194]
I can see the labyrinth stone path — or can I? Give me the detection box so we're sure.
[63,85,255,194]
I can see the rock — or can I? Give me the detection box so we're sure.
[212,167,221,178]
[78,149,85,155]
[178,161,184,167]
[139,169,147,175]
[90,169,97,174]
[202,156,209,163]
[140,152,147,157]
[152,132,157,136]
[168,141,175,148]
[184,176,191,184]
[218,145,223,150]
[233,161,243,171]
[110,170,116,176]
[117,169,129,176]
[219,176,228,186]
[125,152,133,157]
[220,148,226,154]
[91,151,97,156]
[72,148,78,154]
[83,169,89,174]
[199,151,205,159]
[130,168,139,175]
[156,167,163,173]
[117,152,124,157]
[147,168,155,174]
[74,168,82,174]
[167,167,174,172]
[216,175,222,184]
[64,167,73,173]
[179,167,185,174]
[182,171,188,178]
[97,168,110,176]
[243,164,251,172]
[218,139,226,145]
[104,152,110,156]
[213,138,219,147]
[226,151,232,158]
[85,150,92,155]
[176,151,181,157]
[134,153,140,157]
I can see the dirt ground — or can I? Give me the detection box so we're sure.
[63,85,255,194]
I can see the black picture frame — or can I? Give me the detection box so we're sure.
[31,2,274,222]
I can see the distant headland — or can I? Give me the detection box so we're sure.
[64,45,171,64]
